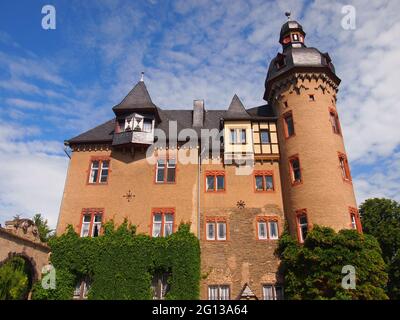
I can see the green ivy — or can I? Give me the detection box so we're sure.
[31,222,200,300]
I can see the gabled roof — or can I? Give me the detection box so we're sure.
[237,283,258,300]
[112,81,158,114]
[223,94,251,120]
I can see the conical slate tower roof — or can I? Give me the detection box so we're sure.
[224,94,251,120]
[112,80,158,113]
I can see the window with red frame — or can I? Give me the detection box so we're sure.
[283,112,295,138]
[152,209,174,237]
[155,159,176,183]
[206,171,225,192]
[289,156,302,184]
[257,218,279,240]
[206,218,227,241]
[296,211,308,243]
[80,209,103,237]
[254,171,274,192]
[88,160,109,184]
[338,153,351,181]
[349,208,362,232]
[329,110,341,135]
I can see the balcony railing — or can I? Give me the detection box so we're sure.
[112,130,154,146]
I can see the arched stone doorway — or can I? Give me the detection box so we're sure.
[0,253,38,299]
[0,219,50,299]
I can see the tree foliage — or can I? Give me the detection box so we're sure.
[0,257,30,300]
[277,225,388,300]
[32,213,54,243]
[31,221,200,300]
[360,198,400,299]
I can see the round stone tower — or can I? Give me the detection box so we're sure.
[264,16,360,242]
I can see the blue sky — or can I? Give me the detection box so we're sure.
[0,0,399,228]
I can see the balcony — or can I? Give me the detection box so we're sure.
[112,130,154,146]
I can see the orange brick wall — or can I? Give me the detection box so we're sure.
[272,75,358,238]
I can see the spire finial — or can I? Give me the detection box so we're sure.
[285,12,291,21]
[140,72,144,82]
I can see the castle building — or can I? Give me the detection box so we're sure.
[57,18,361,300]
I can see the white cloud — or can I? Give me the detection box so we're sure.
[353,153,400,204]
[0,122,68,229]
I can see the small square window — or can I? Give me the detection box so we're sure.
[309,94,315,101]
[208,285,230,300]
[156,159,176,183]
[80,210,103,238]
[206,172,225,192]
[254,172,274,192]
[206,219,227,241]
[152,209,175,238]
[260,130,270,144]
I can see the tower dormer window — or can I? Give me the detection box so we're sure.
[133,115,144,131]
[143,119,153,132]
[125,117,133,131]
[122,114,153,133]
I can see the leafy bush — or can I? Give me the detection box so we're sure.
[0,257,30,300]
[360,198,400,299]
[277,225,388,300]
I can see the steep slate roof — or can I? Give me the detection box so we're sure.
[112,81,158,113]
[67,119,115,144]
[246,104,276,119]
[66,82,276,145]
[223,94,251,120]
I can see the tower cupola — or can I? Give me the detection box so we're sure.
[264,14,340,102]
[279,12,306,49]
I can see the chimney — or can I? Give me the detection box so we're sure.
[192,100,205,127]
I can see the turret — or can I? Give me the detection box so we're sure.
[264,14,361,242]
